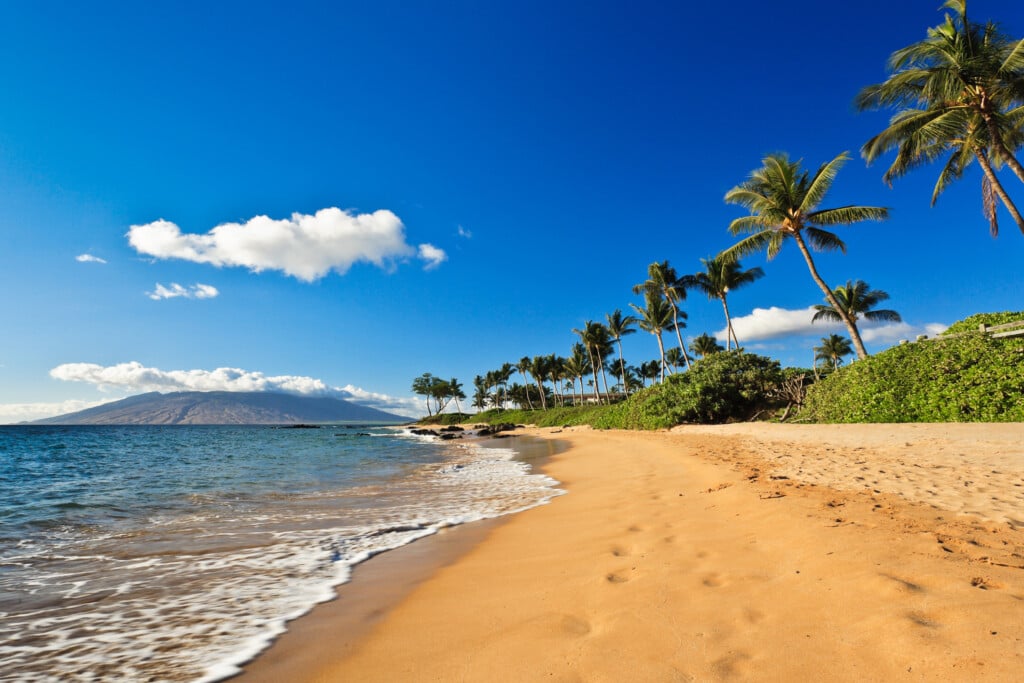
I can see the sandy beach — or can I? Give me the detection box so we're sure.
[241,423,1024,681]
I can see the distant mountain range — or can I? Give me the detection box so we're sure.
[31,391,408,425]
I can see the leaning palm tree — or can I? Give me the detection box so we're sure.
[812,281,902,343]
[605,309,638,395]
[815,334,855,370]
[630,293,675,382]
[690,333,724,358]
[723,152,889,360]
[686,255,764,350]
[633,261,692,369]
[856,1,1024,235]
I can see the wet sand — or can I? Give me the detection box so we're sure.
[241,423,1024,681]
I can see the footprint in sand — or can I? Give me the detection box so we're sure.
[559,614,592,636]
[606,572,629,584]
[702,573,725,588]
[610,546,630,557]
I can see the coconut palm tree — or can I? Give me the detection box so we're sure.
[665,347,684,373]
[856,1,1024,235]
[572,321,610,405]
[632,261,692,370]
[639,360,662,387]
[815,334,855,370]
[812,280,902,344]
[515,357,535,410]
[528,355,549,410]
[605,309,638,395]
[564,344,589,406]
[448,377,465,414]
[690,333,724,358]
[630,293,675,382]
[685,256,764,350]
[722,151,890,360]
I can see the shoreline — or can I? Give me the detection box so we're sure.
[260,422,1024,681]
[237,433,563,681]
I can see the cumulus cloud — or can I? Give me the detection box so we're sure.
[127,207,447,281]
[76,253,107,264]
[417,243,447,270]
[722,306,948,347]
[147,283,220,300]
[720,306,841,342]
[48,361,419,417]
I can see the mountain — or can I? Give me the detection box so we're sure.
[32,391,408,425]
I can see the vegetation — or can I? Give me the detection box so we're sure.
[811,280,902,347]
[857,0,1024,235]
[943,311,1024,335]
[722,151,889,360]
[803,316,1024,422]
[413,4,1023,428]
[684,256,764,350]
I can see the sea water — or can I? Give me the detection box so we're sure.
[0,425,562,682]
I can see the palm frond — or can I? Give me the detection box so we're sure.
[810,206,889,226]
[799,152,849,212]
[803,227,847,253]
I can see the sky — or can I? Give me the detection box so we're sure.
[1,0,1022,422]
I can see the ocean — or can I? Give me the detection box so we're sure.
[0,425,562,682]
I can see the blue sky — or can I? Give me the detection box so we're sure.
[1,0,1022,421]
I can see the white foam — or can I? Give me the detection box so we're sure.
[0,436,563,682]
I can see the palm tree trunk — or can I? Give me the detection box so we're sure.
[792,232,870,360]
[720,295,735,350]
[616,339,628,396]
[599,359,611,401]
[974,148,1024,235]
[655,333,667,382]
[981,109,1024,185]
[535,378,547,410]
[667,300,692,369]
[585,347,603,405]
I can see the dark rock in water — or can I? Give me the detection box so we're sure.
[281,424,321,429]
[411,428,439,437]
[476,428,493,437]
[440,425,465,432]
[356,432,372,436]
[439,433,463,440]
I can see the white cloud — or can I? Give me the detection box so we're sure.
[417,243,447,270]
[456,225,472,239]
[147,283,220,300]
[48,361,419,417]
[723,306,949,347]
[76,253,107,264]
[127,207,446,281]
[720,306,841,342]
[0,399,110,425]
[860,322,948,344]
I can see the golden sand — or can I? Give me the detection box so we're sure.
[242,423,1024,681]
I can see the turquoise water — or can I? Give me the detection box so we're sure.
[0,426,561,681]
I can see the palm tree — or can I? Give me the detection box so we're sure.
[564,344,589,406]
[812,281,902,345]
[572,321,610,405]
[664,347,683,373]
[723,152,890,360]
[605,309,638,395]
[472,375,489,410]
[815,334,855,370]
[685,255,764,350]
[690,333,724,358]
[528,355,550,410]
[639,360,662,387]
[633,261,692,369]
[856,1,1024,235]
[630,293,675,382]
[515,357,535,410]
[448,377,465,414]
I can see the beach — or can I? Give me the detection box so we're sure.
[241,423,1024,681]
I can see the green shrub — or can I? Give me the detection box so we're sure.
[802,328,1024,422]
[943,311,1024,335]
